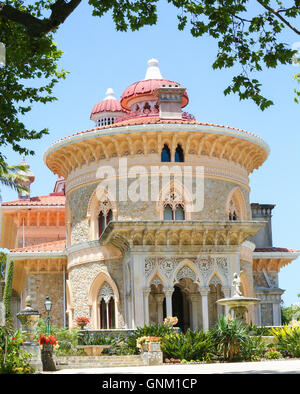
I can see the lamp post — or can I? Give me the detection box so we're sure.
[44,296,52,334]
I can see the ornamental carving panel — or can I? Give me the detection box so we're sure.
[176,266,197,282]
[98,282,114,303]
[145,255,229,286]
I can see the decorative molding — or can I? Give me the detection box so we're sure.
[145,255,229,287]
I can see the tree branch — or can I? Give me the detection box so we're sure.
[256,0,300,35]
[0,0,82,38]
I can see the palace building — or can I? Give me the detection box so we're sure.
[1,59,299,331]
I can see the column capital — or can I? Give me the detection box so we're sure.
[143,288,151,296]
[164,287,174,297]
[199,287,210,296]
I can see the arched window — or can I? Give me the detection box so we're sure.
[163,187,185,221]
[175,144,184,162]
[163,204,173,220]
[174,204,185,220]
[228,198,238,220]
[98,200,113,237]
[161,144,171,162]
[143,102,151,114]
[98,282,116,329]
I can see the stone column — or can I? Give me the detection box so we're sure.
[132,255,146,328]
[273,302,281,326]
[143,288,151,325]
[155,294,165,324]
[164,288,174,317]
[190,294,200,330]
[199,287,209,332]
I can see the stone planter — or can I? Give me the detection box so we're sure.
[77,345,112,356]
[41,344,56,371]
[140,341,163,365]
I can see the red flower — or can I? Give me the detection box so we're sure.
[38,334,57,346]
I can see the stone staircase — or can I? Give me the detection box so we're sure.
[55,355,145,369]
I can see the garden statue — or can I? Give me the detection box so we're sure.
[232,271,243,298]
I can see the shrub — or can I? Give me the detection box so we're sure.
[0,327,33,374]
[265,348,282,360]
[240,335,266,361]
[3,260,14,332]
[126,324,173,354]
[54,327,81,355]
[161,329,213,362]
[270,325,300,358]
[210,315,248,361]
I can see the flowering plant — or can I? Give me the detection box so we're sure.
[37,333,57,346]
[76,317,90,324]
[163,316,178,326]
[136,336,161,349]
[289,319,300,327]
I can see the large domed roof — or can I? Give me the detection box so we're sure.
[120,59,189,111]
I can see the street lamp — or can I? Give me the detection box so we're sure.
[44,296,52,334]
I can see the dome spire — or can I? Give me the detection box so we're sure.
[104,88,116,100]
[144,58,162,80]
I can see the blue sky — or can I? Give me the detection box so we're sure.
[1,1,300,306]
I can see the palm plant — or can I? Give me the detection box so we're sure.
[0,163,29,200]
[210,315,248,362]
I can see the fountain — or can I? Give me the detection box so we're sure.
[16,295,43,371]
[217,271,260,321]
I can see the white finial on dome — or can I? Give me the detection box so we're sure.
[104,88,116,100]
[144,58,163,80]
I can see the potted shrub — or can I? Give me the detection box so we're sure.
[76,316,90,329]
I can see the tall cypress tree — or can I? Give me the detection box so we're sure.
[3,259,14,332]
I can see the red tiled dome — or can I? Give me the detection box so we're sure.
[90,88,125,119]
[90,99,123,118]
[120,79,189,111]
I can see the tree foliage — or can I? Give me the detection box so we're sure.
[3,259,14,332]
[0,0,299,166]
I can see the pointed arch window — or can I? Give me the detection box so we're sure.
[174,204,185,220]
[98,199,113,237]
[175,144,184,162]
[228,199,238,221]
[161,144,171,162]
[163,187,185,221]
[98,282,116,329]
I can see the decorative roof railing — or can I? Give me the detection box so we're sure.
[114,110,196,124]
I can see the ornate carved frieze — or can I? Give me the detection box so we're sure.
[145,255,229,287]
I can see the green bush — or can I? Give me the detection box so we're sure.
[126,324,174,354]
[54,327,81,356]
[270,325,300,358]
[0,327,33,374]
[210,315,248,361]
[161,329,213,362]
[265,348,282,360]
[240,335,266,361]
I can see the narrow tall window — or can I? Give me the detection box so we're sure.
[163,204,173,220]
[175,144,184,162]
[175,204,185,220]
[98,199,113,237]
[98,282,115,329]
[163,187,185,221]
[161,144,171,162]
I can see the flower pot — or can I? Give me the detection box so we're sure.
[77,322,87,329]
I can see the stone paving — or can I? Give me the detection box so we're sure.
[48,359,300,374]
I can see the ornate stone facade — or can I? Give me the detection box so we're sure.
[1,59,299,331]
